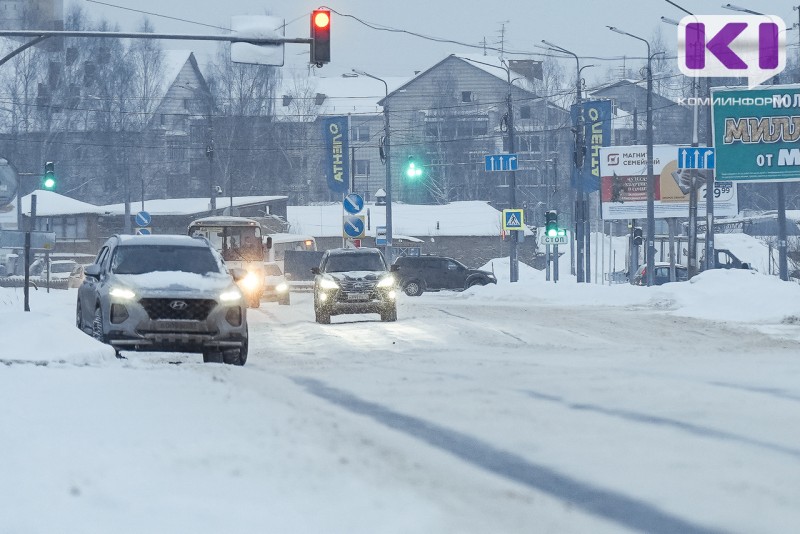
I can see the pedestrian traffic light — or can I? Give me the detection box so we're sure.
[404,156,423,180]
[310,9,331,66]
[545,210,558,237]
[633,227,643,246]
[42,161,56,191]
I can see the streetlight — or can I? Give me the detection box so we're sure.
[608,26,657,287]
[351,69,393,265]
[540,41,591,283]
[180,83,217,211]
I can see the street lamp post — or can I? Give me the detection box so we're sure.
[352,69,393,265]
[541,41,588,283]
[608,26,656,286]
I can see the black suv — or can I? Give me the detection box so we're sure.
[76,234,249,365]
[393,255,497,296]
[311,248,398,324]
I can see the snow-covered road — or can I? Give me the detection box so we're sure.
[2,273,799,533]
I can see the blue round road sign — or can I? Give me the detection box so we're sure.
[343,216,365,238]
[135,211,151,227]
[343,193,364,214]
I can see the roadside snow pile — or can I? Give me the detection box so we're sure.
[468,257,800,325]
[664,269,800,323]
[0,287,115,365]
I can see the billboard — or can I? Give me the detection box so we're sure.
[571,100,612,192]
[322,116,350,194]
[599,145,738,220]
[712,84,800,183]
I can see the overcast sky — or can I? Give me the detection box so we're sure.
[80,0,799,83]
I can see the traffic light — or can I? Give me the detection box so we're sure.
[404,156,423,180]
[633,227,643,246]
[42,161,56,191]
[545,210,558,237]
[310,9,331,66]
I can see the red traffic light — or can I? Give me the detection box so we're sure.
[313,10,330,29]
[310,9,331,66]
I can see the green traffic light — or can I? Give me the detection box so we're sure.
[43,176,56,190]
[404,156,424,180]
[546,227,558,237]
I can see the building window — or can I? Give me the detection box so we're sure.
[461,91,473,103]
[160,114,167,126]
[184,98,191,110]
[353,125,370,142]
[520,105,531,119]
[167,138,187,162]
[49,216,86,239]
[518,134,540,153]
[354,160,370,176]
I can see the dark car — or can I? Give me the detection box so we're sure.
[393,255,497,296]
[631,262,689,286]
[311,248,398,324]
[76,234,249,365]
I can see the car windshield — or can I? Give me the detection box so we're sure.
[264,263,282,276]
[324,253,386,273]
[111,245,221,275]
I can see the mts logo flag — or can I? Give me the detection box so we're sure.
[678,15,786,88]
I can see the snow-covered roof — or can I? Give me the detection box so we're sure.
[275,74,410,119]
[13,191,286,218]
[452,53,537,93]
[287,201,532,238]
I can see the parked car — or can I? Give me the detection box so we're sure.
[43,259,78,281]
[631,262,689,286]
[393,255,497,296]
[263,261,290,305]
[76,234,249,365]
[311,248,398,324]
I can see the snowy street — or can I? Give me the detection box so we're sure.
[2,267,799,534]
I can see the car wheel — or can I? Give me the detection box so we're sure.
[76,300,83,332]
[468,278,487,288]
[222,335,248,366]
[92,306,107,343]
[315,307,331,324]
[403,280,423,296]
[381,305,397,322]
[202,349,223,363]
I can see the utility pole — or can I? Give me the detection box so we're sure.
[505,64,519,283]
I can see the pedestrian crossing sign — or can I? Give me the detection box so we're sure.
[502,209,524,230]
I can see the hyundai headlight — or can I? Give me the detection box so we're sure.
[377,275,396,288]
[109,287,136,300]
[220,289,243,302]
[276,282,289,293]
[320,278,339,290]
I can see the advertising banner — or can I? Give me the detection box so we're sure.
[570,100,612,192]
[322,116,350,194]
[712,84,800,183]
[599,144,738,220]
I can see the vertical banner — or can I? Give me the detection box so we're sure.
[570,100,612,192]
[323,116,350,194]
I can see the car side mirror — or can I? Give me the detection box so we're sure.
[264,236,272,250]
[84,264,102,279]
[311,267,320,275]
[230,267,247,282]
[741,263,750,270]
[390,264,399,272]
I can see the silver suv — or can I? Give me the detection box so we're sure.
[311,248,398,324]
[76,234,249,365]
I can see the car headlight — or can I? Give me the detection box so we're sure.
[320,277,339,290]
[109,287,136,300]
[240,271,261,291]
[276,282,289,293]
[220,289,242,302]
[377,275,396,288]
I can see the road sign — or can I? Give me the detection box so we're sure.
[343,193,364,214]
[135,227,152,236]
[502,209,524,230]
[135,211,151,227]
[0,230,56,250]
[678,147,715,169]
[342,215,365,238]
[485,153,518,172]
[540,234,570,246]
[352,239,361,248]
[375,225,387,246]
